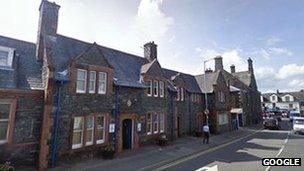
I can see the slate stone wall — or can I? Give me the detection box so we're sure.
[0,93,44,166]
[54,84,114,153]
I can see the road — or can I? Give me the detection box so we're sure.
[155,119,304,171]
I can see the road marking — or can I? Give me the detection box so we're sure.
[264,131,290,171]
[152,127,263,171]
[195,164,218,171]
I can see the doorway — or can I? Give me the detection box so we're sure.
[122,119,133,150]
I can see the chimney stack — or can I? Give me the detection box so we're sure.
[36,0,60,60]
[144,41,157,62]
[230,65,235,73]
[248,57,253,73]
[214,56,223,71]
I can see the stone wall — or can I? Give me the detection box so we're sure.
[0,90,44,166]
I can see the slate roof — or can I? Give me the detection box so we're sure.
[42,34,204,91]
[162,68,202,93]
[232,71,251,87]
[195,71,220,93]
[221,70,248,92]
[262,91,304,101]
[0,35,43,90]
[47,34,149,88]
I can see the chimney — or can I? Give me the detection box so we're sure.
[230,65,235,73]
[205,68,213,74]
[277,89,280,94]
[144,41,157,62]
[36,0,60,60]
[248,57,253,73]
[214,56,223,71]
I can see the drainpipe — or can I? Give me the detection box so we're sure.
[50,80,64,168]
[114,85,121,152]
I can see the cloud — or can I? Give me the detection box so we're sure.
[276,63,304,80]
[266,37,282,46]
[168,35,175,43]
[255,47,293,59]
[255,67,275,80]
[135,0,174,41]
[197,48,247,72]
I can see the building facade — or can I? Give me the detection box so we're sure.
[0,1,262,170]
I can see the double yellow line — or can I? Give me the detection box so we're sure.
[153,128,263,171]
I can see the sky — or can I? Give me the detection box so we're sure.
[0,0,304,93]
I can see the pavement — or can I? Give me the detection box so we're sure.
[156,118,304,171]
[51,124,262,171]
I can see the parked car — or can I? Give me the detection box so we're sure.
[290,111,300,122]
[293,117,304,134]
[263,118,280,130]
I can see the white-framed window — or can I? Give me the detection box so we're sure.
[153,81,159,97]
[85,116,94,146]
[181,88,184,101]
[153,113,158,134]
[76,69,87,93]
[0,46,14,68]
[0,102,11,145]
[72,117,84,149]
[147,113,152,135]
[218,91,225,103]
[285,96,290,102]
[159,113,165,133]
[177,88,180,101]
[159,81,164,98]
[96,115,105,144]
[147,80,152,97]
[218,113,228,125]
[89,71,96,93]
[98,72,107,94]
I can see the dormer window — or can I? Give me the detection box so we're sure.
[285,96,290,102]
[98,72,107,94]
[76,69,87,93]
[89,71,96,93]
[0,46,14,69]
[153,81,158,97]
[147,80,152,96]
[159,81,164,97]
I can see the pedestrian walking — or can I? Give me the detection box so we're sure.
[202,123,210,144]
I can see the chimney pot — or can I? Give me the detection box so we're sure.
[230,65,235,73]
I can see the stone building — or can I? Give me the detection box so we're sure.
[0,1,261,170]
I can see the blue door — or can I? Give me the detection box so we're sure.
[123,119,132,150]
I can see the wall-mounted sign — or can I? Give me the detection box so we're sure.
[137,123,142,132]
[109,123,115,133]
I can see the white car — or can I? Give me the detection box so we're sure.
[293,117,304,134]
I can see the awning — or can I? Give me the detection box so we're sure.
[230,108,243,114]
